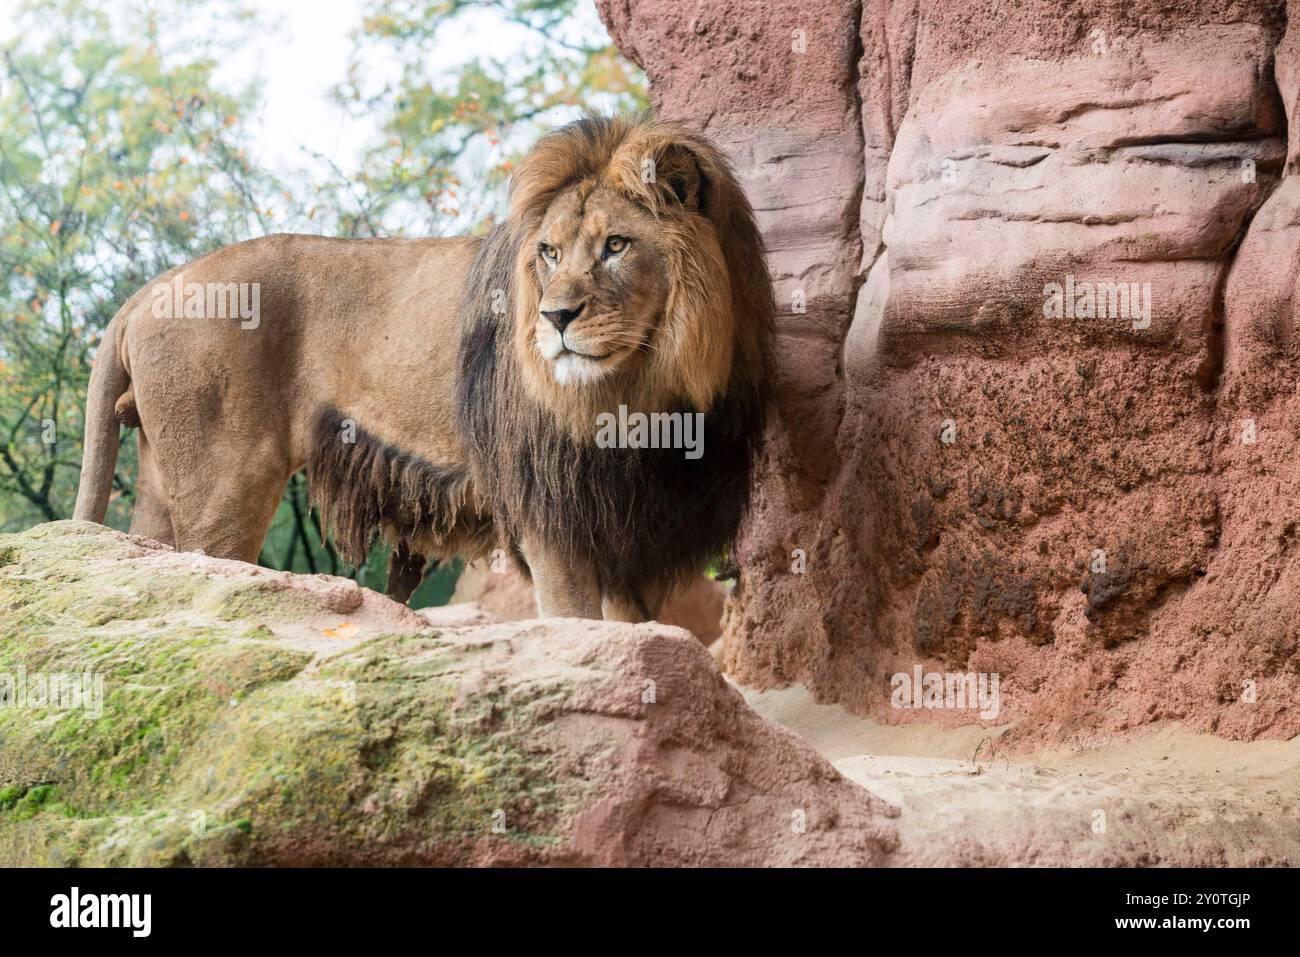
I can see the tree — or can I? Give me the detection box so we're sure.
[0,0,273,529]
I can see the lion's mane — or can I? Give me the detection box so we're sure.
[456,114,774,601]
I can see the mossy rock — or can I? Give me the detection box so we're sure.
[0,522,897,867]
[0,522,584,866]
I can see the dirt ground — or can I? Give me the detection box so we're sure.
[743,684,1300,866]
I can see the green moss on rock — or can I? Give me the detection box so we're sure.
[0,522,589,866]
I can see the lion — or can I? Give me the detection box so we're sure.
[74,114,774,620]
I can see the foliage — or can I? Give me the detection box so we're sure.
[323,0,647,236]
[0,0,272,529]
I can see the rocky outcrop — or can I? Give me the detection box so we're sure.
[0,522,897,866]
[597,0,1300,744]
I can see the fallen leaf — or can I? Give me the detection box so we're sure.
[323,622,359,640]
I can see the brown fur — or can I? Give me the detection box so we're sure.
[74,114,773,619]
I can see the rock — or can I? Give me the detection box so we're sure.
[451,562,728,643]
[658,575,728,644]
[598,0,1300,746]
[449,561,538,620]
[0,522,896,866]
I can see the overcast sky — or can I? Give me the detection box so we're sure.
[0,0,613,179]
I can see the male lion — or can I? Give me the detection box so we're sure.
[74,115,774,620]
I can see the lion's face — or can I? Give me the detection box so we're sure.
[494,117,771,427]
[530,185,669,387]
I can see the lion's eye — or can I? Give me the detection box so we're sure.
[604,235,629,257]
[539,243,558,264]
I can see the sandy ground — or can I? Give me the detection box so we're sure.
[743,684,1300,866]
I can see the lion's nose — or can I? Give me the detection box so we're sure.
[541,302,584,333]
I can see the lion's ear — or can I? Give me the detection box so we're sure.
[656,143,705,213]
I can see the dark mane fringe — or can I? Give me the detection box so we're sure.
[456,117,773,601]
[307,407,490,565]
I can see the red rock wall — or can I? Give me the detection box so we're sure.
[597,0,1300,744]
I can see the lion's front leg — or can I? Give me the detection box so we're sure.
[520,538,603,619]
[601,588,664,624]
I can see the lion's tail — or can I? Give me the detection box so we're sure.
[73,318,133,523]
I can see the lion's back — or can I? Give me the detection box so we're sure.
[117,233,480,449]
